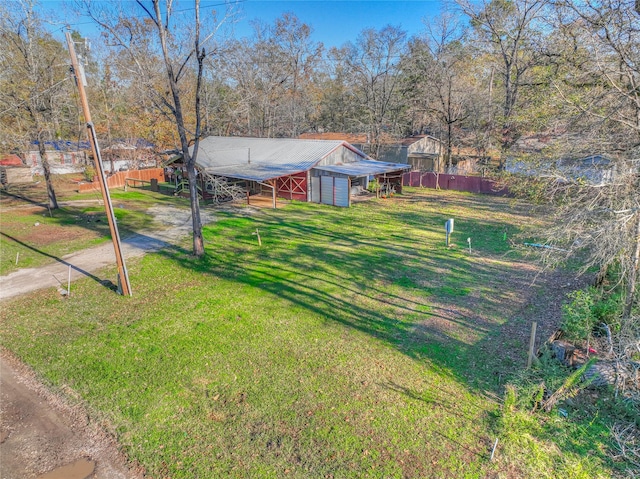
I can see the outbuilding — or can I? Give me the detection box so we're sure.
[179,136,409,207]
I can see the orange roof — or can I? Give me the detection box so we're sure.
[0,154,24,166]
[298,132,368,143]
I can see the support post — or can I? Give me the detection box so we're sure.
[271,180,276,209]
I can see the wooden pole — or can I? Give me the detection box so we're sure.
[66,32,132,296]
[527,321,538,368]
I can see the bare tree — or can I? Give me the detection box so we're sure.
[403,14,471,169]
[540,0,640,317]
[85,0,233,256]
[0,0,73,208]
[270,13,323,137]
[457,0,549,164]
[341,26,407,158]
[526,151,639,318]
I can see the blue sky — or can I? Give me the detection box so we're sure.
[39,0,442,48]
[233,1,442,47]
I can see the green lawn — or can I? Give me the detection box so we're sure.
[0,188,618,478]
[0,188,189,275]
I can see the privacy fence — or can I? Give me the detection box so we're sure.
[77,168,165,193]
[402,172,510,196]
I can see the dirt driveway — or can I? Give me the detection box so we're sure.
[0,203,217,478]
[0,204,216,300]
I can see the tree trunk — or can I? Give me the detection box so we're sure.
[152,0,204,257]
[37,133,58,210]
[624,212,640,317]
[187,163,204,256]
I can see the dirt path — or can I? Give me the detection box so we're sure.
[0,203,217,478]
[0,352,142,479]
[0,205,216,300]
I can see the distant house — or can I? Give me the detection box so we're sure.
[299,132,444,168]
[170,136,410,207]
[506,154,627,186]
[26,138,157,176]
[26,140,91,175]
[102,138,157,173]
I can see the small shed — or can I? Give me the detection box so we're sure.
[404,135,443,171]
[0,154,32,185]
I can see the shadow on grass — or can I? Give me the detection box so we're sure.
[154,193,544,400]
[0,231,117,292]
[0,190,49,208]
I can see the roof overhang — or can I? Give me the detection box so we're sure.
[203,163,308,182]
[313,160,410,177]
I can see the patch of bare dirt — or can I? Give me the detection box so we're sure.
[22,224,99,247]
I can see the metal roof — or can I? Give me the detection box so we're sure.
[313,160,411,177]
[32,140,92,151]
[190,136,368,181]
[203,162,313,182]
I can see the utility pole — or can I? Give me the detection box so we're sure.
[65,31,132,296]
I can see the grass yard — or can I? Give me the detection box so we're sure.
[0,187,620,478]
[0,184,190,275]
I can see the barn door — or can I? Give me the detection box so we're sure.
[320,176,333,205]
[334,177,349,207]
[311,176,320,203]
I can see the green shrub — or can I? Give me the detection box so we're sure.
[592,291,623,328]
[561,288,596,342]
[367,179,379,192]
[83,165,97,182]
[561,287,624,342]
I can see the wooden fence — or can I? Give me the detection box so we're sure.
[78,168,165,192]
[402,172,510,196]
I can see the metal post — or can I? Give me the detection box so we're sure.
[66,32,132,296]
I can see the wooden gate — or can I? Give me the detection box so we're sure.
[276,172,307,201]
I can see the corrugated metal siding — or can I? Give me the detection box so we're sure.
[318,146,364,166]
[189,137,370,182]
[313,160,410,176]
[407,136,441,155]
[311,176,320,203]
[194,137,345,169]
[334,177,350,207]
[320,176,334,205]
[402,172,510,196]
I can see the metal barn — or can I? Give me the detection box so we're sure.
[187,136,410,207]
